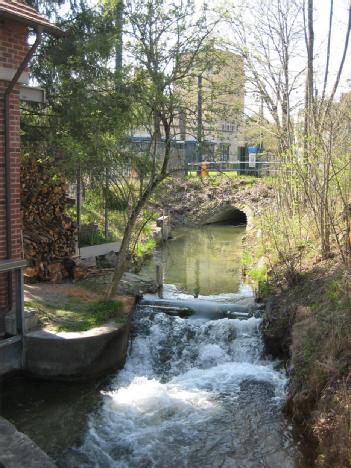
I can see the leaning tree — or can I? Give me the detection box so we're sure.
[106,0,218,297]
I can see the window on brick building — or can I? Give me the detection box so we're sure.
[219,143,230,160]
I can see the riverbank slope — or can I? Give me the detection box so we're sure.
[166,175,351,467]
[262,258,351,467]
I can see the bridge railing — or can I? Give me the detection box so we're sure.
[187,158,282,177]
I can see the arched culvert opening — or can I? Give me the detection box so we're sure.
[205,207,247,226]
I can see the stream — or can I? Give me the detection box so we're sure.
[0,225,306,467]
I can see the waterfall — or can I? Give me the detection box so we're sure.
[63,299,298,468]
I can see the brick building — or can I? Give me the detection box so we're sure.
[0,0,62,337]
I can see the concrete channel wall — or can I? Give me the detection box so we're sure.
[0,297,136,381]
[23,319,132,381]
[0,336,22,377]
[0,416,56,468]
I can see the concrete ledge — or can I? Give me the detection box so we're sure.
[0,416,56,467]
[22,300,135,381]
[0,337,22,377]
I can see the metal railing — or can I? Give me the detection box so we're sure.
[187,159,282,176]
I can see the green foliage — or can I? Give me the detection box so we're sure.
[241,251,253,271]
[85,300,123,326]
[247,263,267,283]
[79,229,109,247]
[67,186,126,243]
[241,250,270,296]
[248,263,270,297]
[135,238,156,258]
[326,280,340,304]
[105,189,129,211]
[257,209,316,286]
[22,4,136,183]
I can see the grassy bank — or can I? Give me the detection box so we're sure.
[261,259,351,467]
[24,285,126,332]
[244,203,351,466]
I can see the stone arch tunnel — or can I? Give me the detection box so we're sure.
[205,206,248,226]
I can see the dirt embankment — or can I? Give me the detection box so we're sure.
[153,176,274,226]
[262,260,351,467]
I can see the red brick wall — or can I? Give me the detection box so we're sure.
[0,21,28,69]
[0,20,28,333]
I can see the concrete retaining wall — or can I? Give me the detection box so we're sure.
[0,416,56,467]
[0,337,22,377]
[22,319,132,381]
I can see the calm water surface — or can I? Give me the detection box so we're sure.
[141,225,246,296]
[0,225,308,467]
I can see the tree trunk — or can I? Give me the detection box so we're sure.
[105,173,167,298]
[105,202,141,298]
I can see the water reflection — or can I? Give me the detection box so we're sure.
[141,225,246,296]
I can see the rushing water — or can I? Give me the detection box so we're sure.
[63,308,297,467]
[0,225,306,467]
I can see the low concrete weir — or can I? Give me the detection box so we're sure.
[0,298,137,381]
[140,298,252,319]
[1,322,132,381]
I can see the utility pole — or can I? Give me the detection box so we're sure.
[179,108,188,175]
[76,160,81,255]
[197,75,203,162]
[76,161,81,234]
[104,167,109,240]
[259,94,263,151]
[115,0,123,76]
[104,0,123,237]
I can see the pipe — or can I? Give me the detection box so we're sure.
[3,26,42,307]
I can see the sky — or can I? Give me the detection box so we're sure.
[313,0,351,95]
[210,0,351,114]
[173,0,350,120]
[42,0,351,115]
[60,0,351,97]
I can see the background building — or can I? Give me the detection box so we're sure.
[129,49,245,170]
[178,49,245,163]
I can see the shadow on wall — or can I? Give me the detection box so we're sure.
[205,207,247,226]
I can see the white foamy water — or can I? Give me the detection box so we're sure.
[63,292,299,468]
[143,283,255,305]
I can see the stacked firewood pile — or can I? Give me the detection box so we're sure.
[21,157,77,282]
